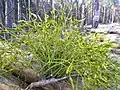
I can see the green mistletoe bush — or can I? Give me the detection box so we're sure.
[1,9,120,89]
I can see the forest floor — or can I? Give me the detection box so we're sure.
[91,23,120,58]
[91,23,120,33]
[1,23,120,90]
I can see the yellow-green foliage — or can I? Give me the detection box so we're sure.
[0,10,120,90]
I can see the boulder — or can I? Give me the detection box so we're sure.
[12,67,40,84]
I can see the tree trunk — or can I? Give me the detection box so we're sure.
[92,0,99,28]
[102,6,105,23]
[0,0,5,25]
[76,0,79,19]
[111,6,115,23]
[5,0,13,27]
[28,0,31,20]
[106,9,109,23]
[80,0,85,30]
[18,0,21,21]
[4,0,14,39]
[50,0,55,10]
[14,0,20,23]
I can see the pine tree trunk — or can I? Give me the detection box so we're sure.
[92,0,99,28]
[76,0,79,19]
[28,0,31,20]
[5,0,13,27]
[111,6,115,23]
[14,0,20,22]
[0,0,5,25]
[102,6,106,23]
[18,0,21,21]
[5,0,13,39]
[80,0,85,30]
[50,0,55,10]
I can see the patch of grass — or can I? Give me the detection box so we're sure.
[1,9,120,90]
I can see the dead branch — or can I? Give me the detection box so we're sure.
[25,74,78,90]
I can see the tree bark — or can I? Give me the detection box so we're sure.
[92,0,99,28]
[5,0,13,27]
[28,0,31,20]
[80,0,85,30]
[0,0,5,25]
[50,0,55,10]
[111,6,115,23]
[4,0,14,39]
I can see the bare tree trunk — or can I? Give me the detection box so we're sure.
[28,0,31,20]
[0,0,5,25]
[14,0,21,23]
[86,3,89,25]
[61,0,64,8]
[73,0,78,19]
[108,9,111,23]
[79,4,82,19]
[5,0,13,27]
[92,0,99,28]
[106,9,109,23]
[109,9,112,23]
[86,2,92,25]
[50,0,55,10]
[5,0,14,39]
[80,0,85,30]
[102,6,105,23]
[81,1,85,20]
[111,6,115,23]
[18,0,21,20]
[20,0,28,20]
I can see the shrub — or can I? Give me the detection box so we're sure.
[1,10,120,89]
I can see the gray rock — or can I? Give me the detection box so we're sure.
[111,48,120,55]
[0,75,23,90]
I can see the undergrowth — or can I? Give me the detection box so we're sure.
[0,8,120,90]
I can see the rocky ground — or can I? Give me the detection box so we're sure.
[1,23,120,90]
[91,23,120,55]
